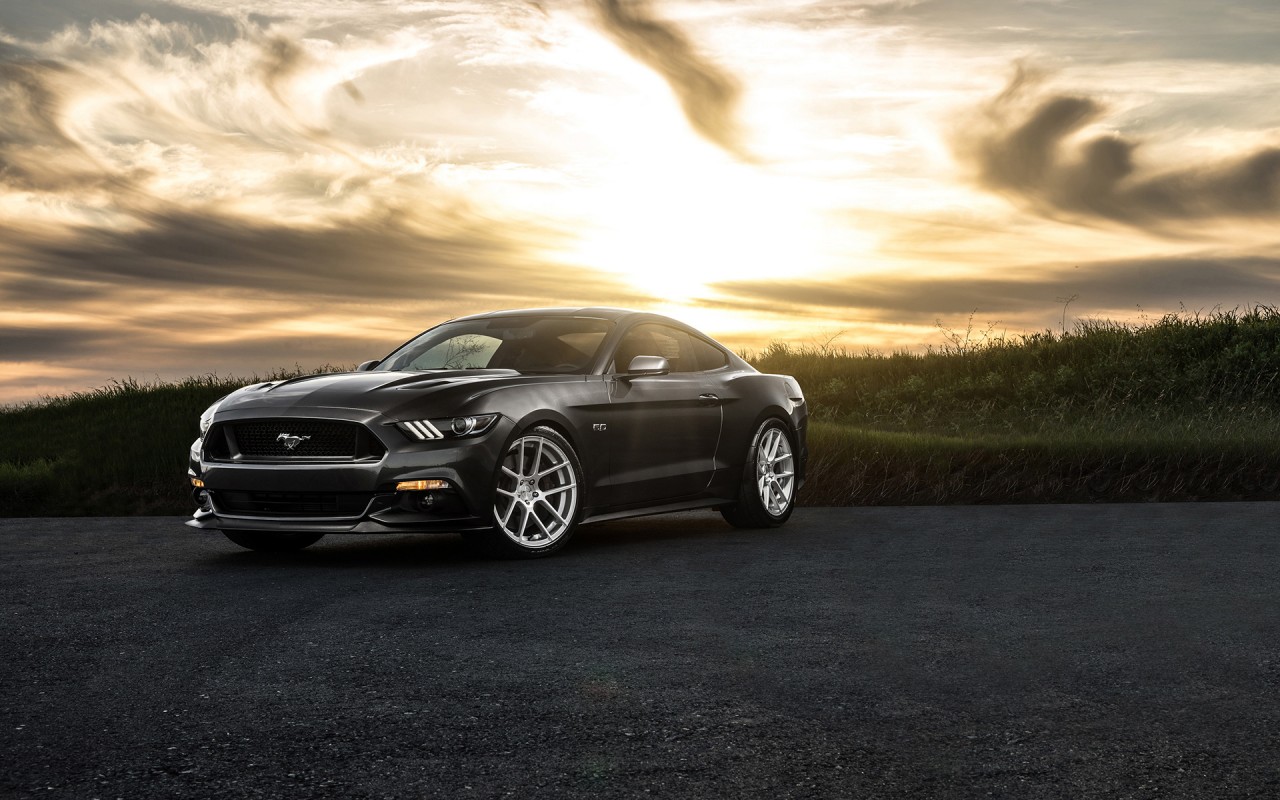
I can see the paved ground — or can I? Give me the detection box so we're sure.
[2,505,1279,799]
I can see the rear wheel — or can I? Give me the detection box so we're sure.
[222,531,325,552]
[720,418,797,528]
[466,426,583,558]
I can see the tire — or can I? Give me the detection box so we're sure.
[465,426,584,559]
[222,530,325,552]
[720,418,798,529]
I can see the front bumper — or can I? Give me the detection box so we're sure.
[186,408,511,535]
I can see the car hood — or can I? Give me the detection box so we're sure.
[216,369,561,416]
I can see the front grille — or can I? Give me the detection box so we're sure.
[205,419,385,461]
[216,490,373,517]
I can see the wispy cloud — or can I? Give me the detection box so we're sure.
[590,0,750,159]
[0,13,642,304]
[714,253,1280,322]
[0,207,633,304]
[956,63,1280,230]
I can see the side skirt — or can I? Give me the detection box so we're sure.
[581,496,733,526]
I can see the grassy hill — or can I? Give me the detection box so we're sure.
[4,308,1280,516]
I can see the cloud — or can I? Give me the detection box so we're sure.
[956,63,1280,229]
[0,57,141,195]
[0,14,647,311]
[0,204,642,306]
[829,1,1280,64]
[590,0,750,160]
[0,319,385,368]
[0,325,112,361]
[713,254,1280,321]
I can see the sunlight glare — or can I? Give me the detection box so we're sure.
[571,155,836,302]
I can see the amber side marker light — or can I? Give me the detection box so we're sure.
[396,479,449,491]
[190,478,205,488]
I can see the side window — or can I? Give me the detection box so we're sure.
[612,323,697,373]
[691,336,729,371]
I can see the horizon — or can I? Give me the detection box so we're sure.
[2,1,1278,404]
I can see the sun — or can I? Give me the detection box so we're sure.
[567,152,835,303]
[512,36,839,304]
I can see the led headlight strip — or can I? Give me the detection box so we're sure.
[396,420,444,440]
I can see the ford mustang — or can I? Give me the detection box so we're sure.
[186,307,807,557]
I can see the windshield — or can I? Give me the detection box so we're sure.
[376,316,613,374]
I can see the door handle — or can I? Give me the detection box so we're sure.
[698,393,721,406]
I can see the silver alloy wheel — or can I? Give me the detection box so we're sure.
[756,425,795,517]
[494,434,579,549]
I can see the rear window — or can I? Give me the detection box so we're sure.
[691,336,729,371]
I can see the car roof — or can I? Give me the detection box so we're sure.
[452,307,665,325]
[431,307,745,370]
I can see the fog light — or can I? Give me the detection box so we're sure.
[194,489,212,512]
[190,477,205,488]
[396,479,449,491]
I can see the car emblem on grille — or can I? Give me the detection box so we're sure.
[276,433,311,450]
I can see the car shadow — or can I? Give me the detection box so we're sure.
[566,512,736,554]
[192,511,738,569]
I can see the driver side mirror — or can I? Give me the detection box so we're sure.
[355,359,380,372]
[625,355,669,377]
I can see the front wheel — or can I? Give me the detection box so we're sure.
[222,530,325,552]
[465,426,584,558]
[720,419,798,529]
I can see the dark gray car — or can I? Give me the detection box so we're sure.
[186,307,807,557]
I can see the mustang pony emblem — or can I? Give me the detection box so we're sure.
[276,433,311,450]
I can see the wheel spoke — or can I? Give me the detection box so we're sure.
[538,498,567,529]
[528,507,552,539]
[500,497,518,527]
[501,465,519,479]
[517,502,531,538]
[541,483,576,498]
[537,461,569,480]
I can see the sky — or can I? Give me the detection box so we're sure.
[1,0,1277,403]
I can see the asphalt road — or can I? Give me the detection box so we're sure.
[3,505,1279,799]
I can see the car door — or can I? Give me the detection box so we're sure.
[594,323,723,506]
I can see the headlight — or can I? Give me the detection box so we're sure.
[198,396,227,436]
[396,414,498,441]
[783,377,805,404]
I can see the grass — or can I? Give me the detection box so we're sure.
[801,423,1280,506]
[3,308,1280,516]
[0,368,342,516]
[752,306,1280,435]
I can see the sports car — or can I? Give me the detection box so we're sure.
[186,307,807,557]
